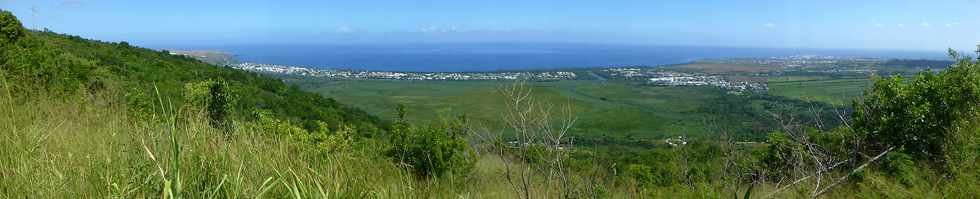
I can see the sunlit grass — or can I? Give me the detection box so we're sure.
[0,93,420,198]
[0,93,605,198]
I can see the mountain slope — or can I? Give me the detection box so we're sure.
[0,11,380,131]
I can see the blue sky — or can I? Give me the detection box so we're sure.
[2,0,979,51]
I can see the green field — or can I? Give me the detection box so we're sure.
[767,77,872,105]
[296,80,732,139]
[295,78,848,142]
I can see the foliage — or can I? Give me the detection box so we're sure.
[247,110,356,154]
[305,121,356,153]
[386,116,475,178]
[880,152,920,185]
[185,79,236,128]
[299,79,846,143]
[626,164,663,186]
[762,132,805,179]
[853,49,980,168]
[0,11,380,133]
[0,34,101,95]
[251,109,308,136]
[0,10,25,46]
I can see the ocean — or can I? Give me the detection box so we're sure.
[168,43,945,72]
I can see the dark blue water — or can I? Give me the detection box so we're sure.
[164,43,945,72]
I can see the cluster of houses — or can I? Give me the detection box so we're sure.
[601,67,676,79]
[232,62,321,76]
[648,75,768,93]
[636,71,768,93]
[232,62,578,81]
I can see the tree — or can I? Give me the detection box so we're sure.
[853,47,980,169]
[0,10,26,46]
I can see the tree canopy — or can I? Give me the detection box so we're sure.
[853,48,980,169]
[0,10,26,46]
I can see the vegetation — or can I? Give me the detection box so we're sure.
[0,11,379,133]
[386,113,475,178]
[854,49,980,170]
[2,10,979,198]
[0,10,25,46]
[767,77,871,105]
[295,79,843,142]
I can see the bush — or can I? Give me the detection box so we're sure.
[762,132,805,179]
[252,109,307,135]
[386,117,475,178]
[626,164,656,185]
[305,121,355,153]
[1,10,25,46]
[853,48,980,168]
[185,79,236,128]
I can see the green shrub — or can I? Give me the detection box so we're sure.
[1,38,100,95]
[626,164,656,185]
[252,109,307,135]
[304,121,355,153]
[0,10,25,46]
[853,48,980,168]
[386,118,475,178]
[185,79,236,128]
[762,132,804,179]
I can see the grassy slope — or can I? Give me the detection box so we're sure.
[0,96,561,198]
[3,30,381,131]
[8,96,806,198]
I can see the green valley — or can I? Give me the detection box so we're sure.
[294,78,846,142]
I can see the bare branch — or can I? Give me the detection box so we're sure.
[812,146,894,198]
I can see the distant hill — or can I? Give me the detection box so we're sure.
[166,50,240,66]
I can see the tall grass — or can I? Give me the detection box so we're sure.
[2,88,975,198]
[0,90,604,198]
[0,90,424,198]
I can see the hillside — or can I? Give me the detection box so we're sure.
[0,14,380,132]
[166,50,240,66]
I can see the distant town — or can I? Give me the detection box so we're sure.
[231,62,578,81]
[602,68,769,93]
[170,50,949,94]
